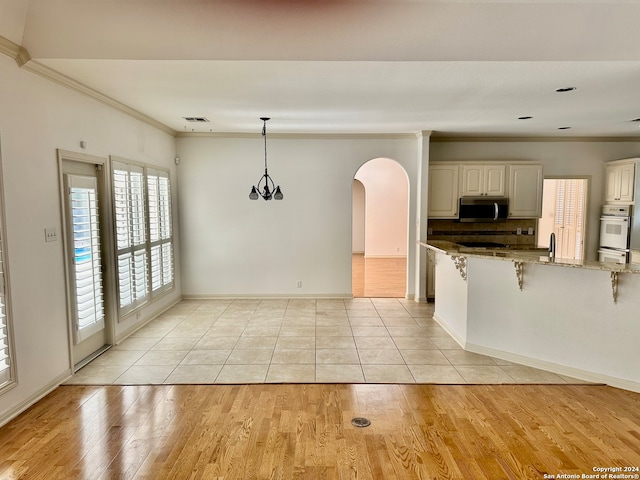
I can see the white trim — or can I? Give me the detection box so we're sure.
[20,59,175,136]
[363,254,407,259]
[433,311,640,393]
[113,296,181,343]
[175,131,419,140]
[0,36,174,135]
[0,370,72,428]
[432,313,466,348]
[0,134,17,392]
[430,135,640,142]
[465,342,640,394]
[181,293,353,300]
[0,36,30,66]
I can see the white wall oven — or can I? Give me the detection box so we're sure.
[598,205,631,264]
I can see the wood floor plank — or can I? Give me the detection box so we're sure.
[1,384,640,479]
[352,254,406,298]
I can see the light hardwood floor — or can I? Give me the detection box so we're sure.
[352,254,406,298]
[1,383,639,479]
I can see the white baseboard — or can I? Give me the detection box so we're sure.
[432,313,640,393]
[466,342,640,394]
[0,370,72,428]
[116,296,183,343]
[363,254,407,259]
[432,313,466,348]
[181,293,353,300]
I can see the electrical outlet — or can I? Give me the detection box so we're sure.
[528,227,534,235]
[296,280,302,288]
[516,227,522,235]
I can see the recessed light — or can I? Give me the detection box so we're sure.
[518,116,533,120]
[183,117,210,123]
[555,87,576,93]
[558,126,572,130]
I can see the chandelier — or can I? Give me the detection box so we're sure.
[249,117,283,201]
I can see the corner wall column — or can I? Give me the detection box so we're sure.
[414,131,431,302]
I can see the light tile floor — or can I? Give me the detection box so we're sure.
[66,298,586,385]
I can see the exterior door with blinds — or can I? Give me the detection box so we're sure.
[0,231,11,387]
[553,179,587,261]
[62,159,110,368]
[540,178,588,261]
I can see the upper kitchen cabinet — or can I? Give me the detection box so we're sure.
[428,163,459,218]
[605,160,635,204]
[428,162,544,219]
[508,163,543,218]
[460,164,506,197]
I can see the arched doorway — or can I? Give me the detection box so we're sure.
[352,158,409,297]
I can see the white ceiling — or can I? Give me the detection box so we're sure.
[4,0,640,136]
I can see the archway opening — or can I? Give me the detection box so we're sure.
[352,158,409,298]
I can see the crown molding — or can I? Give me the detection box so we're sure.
[0,36,31,67]
[175,131,418,140]
[1,35,176,136]
[430,135,640,143]
[21,60,176,136]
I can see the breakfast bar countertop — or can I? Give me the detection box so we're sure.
[419,240,640,274]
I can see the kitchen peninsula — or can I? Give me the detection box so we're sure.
[421,240,640,392]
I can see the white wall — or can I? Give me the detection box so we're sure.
[0,0,30,44]
[355,157,408,258]
[0,54,180,424]
[433,251,640,391]
[176,134,420,297]
[429,140,640,260]
[432,251,468,343]
[351,179,365,253]
[465,257,640,391]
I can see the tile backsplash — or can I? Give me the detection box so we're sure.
[427,219,538,247]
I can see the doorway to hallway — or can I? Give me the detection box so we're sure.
[352,158,409,298]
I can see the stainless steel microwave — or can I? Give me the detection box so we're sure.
[458,197,509,222]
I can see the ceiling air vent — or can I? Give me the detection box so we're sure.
[183,117,210,123]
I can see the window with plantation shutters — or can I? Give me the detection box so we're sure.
[147,168,173,294]
[113,161,149,314]
[112,159,174,318]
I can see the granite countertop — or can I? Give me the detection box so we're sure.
[420,240,640,274]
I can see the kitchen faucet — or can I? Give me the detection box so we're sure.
[549,232,556,261]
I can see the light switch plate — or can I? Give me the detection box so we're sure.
[45,227,57,242]
[528,227,534,235]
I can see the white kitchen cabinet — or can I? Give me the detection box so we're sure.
[508,164,543,218]
[428,164,459,218]
[605,161,635,203]
[460,164,506,197]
